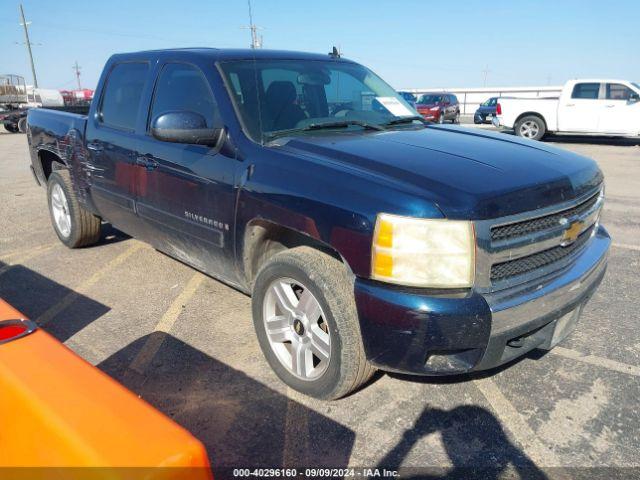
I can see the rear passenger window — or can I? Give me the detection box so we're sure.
[150,63,220,128]
[571,83,600,99]
[100,62,149,130]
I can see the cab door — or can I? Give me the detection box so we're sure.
[558,82,602,132]
[598,83,640,134]
[133,62,242,284]
[85,62,150,238]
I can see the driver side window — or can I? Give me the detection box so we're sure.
[150,63,221,129]
[606,83,634,101]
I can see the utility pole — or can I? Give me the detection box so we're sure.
[481,64,491,87]
[19,3,38,88]
[243,0,263,49]
[73,61,82,90]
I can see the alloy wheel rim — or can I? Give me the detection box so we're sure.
[263,277,331,381]
[51,183,71,238]
[520,120,539,138]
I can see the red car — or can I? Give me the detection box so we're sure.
[416,92,460,124]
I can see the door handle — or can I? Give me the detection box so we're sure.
[605,104,615,108]
[86,142,103,153]
[135,155,159,171]
[565,104,575,107]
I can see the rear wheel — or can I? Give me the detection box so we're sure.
[47,168,101,248]
[515,115,546,141]
[252,246,375,399]
[4,123,19,133]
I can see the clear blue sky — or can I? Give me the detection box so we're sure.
[2,0,639,91]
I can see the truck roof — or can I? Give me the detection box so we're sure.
[109,48,356,63]
[566,78,635,84]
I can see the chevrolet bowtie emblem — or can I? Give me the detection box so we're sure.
[561,220,584,246]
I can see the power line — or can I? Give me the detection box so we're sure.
[19,3,38,88]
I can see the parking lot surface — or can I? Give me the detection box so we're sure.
[1,127,639,478]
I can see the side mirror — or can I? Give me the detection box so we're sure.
[629,93,640,103]
[151,111,222,146]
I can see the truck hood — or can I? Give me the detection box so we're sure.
[277,125,603,219]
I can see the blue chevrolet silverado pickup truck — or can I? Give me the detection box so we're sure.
[27,48,610,399]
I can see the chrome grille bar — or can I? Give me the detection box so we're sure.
[474,186,603,292]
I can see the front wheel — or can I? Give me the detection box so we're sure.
[47,169,102,248]
[515,115,546,141]
[453,112,460,124]
[252,247,375,400]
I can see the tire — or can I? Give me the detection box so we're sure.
[4,123,19,133]
[515,115,546,141]
[453,112,460,124]
[17,117,27,134]
[47,168,101,248]
[438,114,445,124]
[252,246,375,400]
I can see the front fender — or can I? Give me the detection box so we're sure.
[234,146,441,279]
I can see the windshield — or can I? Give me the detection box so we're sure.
[633,82,640,91]
[417,94,442,104]
[218,59,419,142]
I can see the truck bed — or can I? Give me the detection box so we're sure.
[28,107,88,140]
[43,104,91,115]
[496,97,560,131]
[27,107,89,186]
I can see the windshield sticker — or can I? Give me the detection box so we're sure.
[376,97,414,117]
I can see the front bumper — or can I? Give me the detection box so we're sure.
[354,225,610,375]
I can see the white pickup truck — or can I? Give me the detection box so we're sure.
[493,79,640,140]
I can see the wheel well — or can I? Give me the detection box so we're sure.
[515,112,547,129]
[38,150,65,181]
[243,220,345,287]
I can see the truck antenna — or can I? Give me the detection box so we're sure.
[329,46,341,58]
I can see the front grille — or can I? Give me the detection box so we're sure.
[491,192,600,241]
[490,225,594,281]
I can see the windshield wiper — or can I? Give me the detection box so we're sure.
[265,119,385,141]
[384,115,428,126]
[306,119,386,131]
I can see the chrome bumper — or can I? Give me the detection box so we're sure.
[474,225,610,369]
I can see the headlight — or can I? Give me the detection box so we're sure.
[371,213,475,288]
[430,106,440,111]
